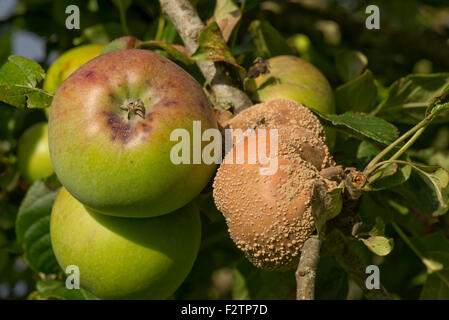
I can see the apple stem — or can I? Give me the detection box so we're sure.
[119,99,146,120]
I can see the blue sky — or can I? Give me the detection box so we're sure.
[1,0,47,62]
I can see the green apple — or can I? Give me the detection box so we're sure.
[48,49,218,217]
[44,44,105,94]
[17,122,54,182]
[50,187,201,300]
[44,44,104,119]
[246,55,336,148]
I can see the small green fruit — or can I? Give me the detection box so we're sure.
[44,44,105,94]
[50,188,201,300]
[17,122,54,182]
[43,44,104,118]
[246,55,336,148]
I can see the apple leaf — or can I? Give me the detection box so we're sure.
[248,20,293,59]
[138,41,194,66]
[34,280,99,300]
[313,186,343,234]
[324,229,390,299]
[335,50,368,82]
[213,0,242,42]
[369,162,412,191]
[15,178,61,274]
[0,56,52,109]
[310,110,399,146]
[101,36,140,54]
[408,233,449,299]
[391,166,449,217]
[375,73,449,123]
[191,22,244,70]
[360,236,394,256]
[335,70,378,113]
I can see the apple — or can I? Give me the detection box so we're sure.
[245,55,336,148]
[44,44,105,94]
[17,122,54,182]
[50,187,201,299]
[43,44,104,118]
[48,49,218,217]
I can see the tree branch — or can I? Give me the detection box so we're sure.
[296,237,322,300]
[158,0,252,113]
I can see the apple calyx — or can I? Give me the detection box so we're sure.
[120,98,146,120]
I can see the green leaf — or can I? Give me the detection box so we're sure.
[311,111,399,146]
[410,233,449,299]
[0,56,52,109]
[138,41,194,65]
[360,236,394,256]
[335,50,368,82]
[376,73,449,123]
[323,229,389,299]
[313,186,343,233]
[359,194,394,228]
[161,21,179,43]
[392,166,449,217]
[357,140,380,159]
[335,70,378,113]
[15,179,60,273]
[248,20,293,59]
[214,0,242,42]
[191,22,243,70]
[100,37,139,55]
[36,280,99,300]
[369,163,412,191]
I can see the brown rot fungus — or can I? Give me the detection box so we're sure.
[213,123,337,271]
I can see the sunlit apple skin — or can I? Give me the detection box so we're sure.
[44,44,105,94]
[50,188,201,299]
[246,55,336,148]
[43,44,104,118]
[17,122,54,182]
[49,49,218,217]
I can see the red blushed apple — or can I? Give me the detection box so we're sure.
[48,49,218,217]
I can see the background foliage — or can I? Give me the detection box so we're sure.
[1,0,449,300]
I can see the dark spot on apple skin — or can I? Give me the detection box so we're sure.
[85,71,94,78]
[103,111,136,144]
[140,121,151,133]
[102,110,155,144]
